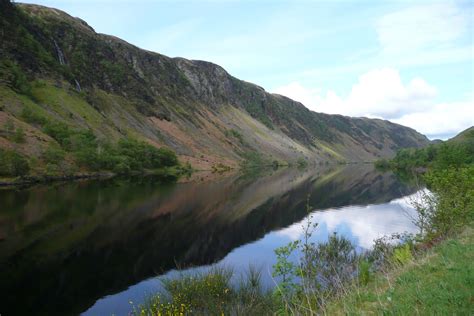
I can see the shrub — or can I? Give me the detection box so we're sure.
[114,138,178,171]
[21,107,47,125]
[11,152,30,176]
[424,166,474,236]
[358,260,371,285]
[112,161,131,174]
[241,151,267,169]
[134,267,273,316]
[43,144,65,164]
[392,244,413,265]
[225,129,244,144]
[272,207,361,311]
[297,157,308,168]
[42,121,73,147]
[0,149,30,177]
[374,158,391,170]
[0,60,32,97]
[156,147,178,167]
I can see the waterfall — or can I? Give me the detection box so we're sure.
[74,79,81,92]
[53,39,66,65]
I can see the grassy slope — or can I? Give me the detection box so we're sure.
[327,223,474,315]
[450,126,474,143]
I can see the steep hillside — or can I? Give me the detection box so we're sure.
[0,0,429,174]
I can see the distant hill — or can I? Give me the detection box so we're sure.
[0,0,429,173]
[448,126,474,144]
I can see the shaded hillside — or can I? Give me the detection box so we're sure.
[0,1,429,171]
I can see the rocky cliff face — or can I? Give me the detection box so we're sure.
[0,1,429,169]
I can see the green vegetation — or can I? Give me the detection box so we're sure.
[240,151,270,169]
[224,128,244,144]
[326,224,474,315]
[0,60,33,97]
[21,106,49,125]
[2,106,186,181]
[376,128,473,172]
[244,101,273,129]
[420,167,474,237]
[211,163,232,174]
[133,267,274,315]
[296,157,308,168]
[0,148,30,177]
[375,128,473,238]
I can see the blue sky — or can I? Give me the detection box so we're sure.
[22,0,474,139]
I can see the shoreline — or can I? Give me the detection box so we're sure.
[0,161,374,189]
[0,172,115,188]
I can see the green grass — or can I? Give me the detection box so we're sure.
[326,224,474,315]
[30,81,105,129]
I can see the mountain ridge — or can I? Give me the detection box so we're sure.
[0,0,429,173]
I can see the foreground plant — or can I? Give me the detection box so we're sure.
[133,266,274,316]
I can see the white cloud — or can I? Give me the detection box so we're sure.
[344,68,437,118]
[376,2,468,54]
[273,68,436,118]
[272,67,473,139]
[393,101,474,139]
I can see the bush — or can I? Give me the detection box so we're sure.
[43,144,65,164]
[272,208,362,312]
[225,129,244,144]
[241,151,268,169]
[0,149,30,177]
[11,152,30,176]
[0,60,32,97]
[114,138,178,171]
[42,121,73,147]
[21,107,47,125]
[423,166,474,236]
[297,157,308,168]
[358,260,371,285]
[392,244,413,265]
[156,147,178,167]
[134,267,273,316]
[374,158,391,170]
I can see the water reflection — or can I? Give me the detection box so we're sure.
[0,165,417,316]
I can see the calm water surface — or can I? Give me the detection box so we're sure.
[0,165,419,315]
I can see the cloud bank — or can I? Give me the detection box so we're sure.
[272,68,473,140]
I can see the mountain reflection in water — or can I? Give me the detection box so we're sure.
[0,165,418,316]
